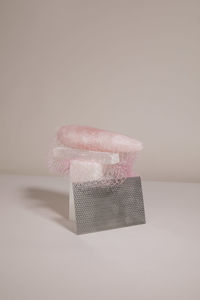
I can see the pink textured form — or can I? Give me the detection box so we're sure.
[48,125,143,185]
[57,125,143,153]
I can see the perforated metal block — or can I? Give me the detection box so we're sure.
[72,176,146,234]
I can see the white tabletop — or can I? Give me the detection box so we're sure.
[0,174,200,300]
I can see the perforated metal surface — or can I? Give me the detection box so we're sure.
[73,177,145,234]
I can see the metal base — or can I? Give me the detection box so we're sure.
[72,176,145,234]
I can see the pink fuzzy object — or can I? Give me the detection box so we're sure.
[57,125,143,153]
[49,125,143,184]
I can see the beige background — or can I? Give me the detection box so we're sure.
[0,0,199,182]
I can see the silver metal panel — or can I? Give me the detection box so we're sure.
[73,177,145,234]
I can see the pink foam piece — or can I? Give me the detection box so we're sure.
[57,125,143,153]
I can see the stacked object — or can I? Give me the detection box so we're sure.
[49,125,146,234]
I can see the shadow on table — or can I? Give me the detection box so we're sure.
[23,187,76,233]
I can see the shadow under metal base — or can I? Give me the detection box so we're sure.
[72,176,146,234]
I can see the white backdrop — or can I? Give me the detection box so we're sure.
[0,0,199,182]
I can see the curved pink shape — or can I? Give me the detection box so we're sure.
[57,125,143,153]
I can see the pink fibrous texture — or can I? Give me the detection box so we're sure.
[57,125,143,153]
[48,125,143,185]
